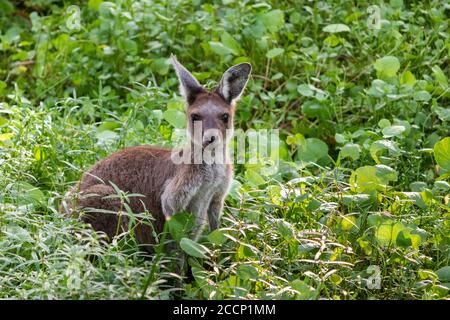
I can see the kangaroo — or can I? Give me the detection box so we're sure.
[61,56,251,253]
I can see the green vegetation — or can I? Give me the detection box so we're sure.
[0,0,449,299]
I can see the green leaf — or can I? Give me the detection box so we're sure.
[323,23,350,33]
[432,65,448,88]
[340,143,361,160]
[290,280,317,299]
[266,47,284,59]
[375,221,395,246]
[370,139,401,163]
[324,34,341,47]
[179,238,209,259]
[436,266,450,282]
[221,32,242,55]
[167,213,195,242]
[297,84,315,97]
[350,165,397,193]
[163,109,186,128]
[432,106,450,122]
[296,138,329,165]
[236,264,259,281]
[378,119,391,128]
[207,229,227,245]
[275,219,293,239]
[245,169,266,186]
[151,58,170,75]
[4,225,33,243]
[88,0,103,10]
[329,273,343,285]
[0,116,7,127]
[259,10,285,32]
[413,90,432,102]
[0,0,14,15]
[0,80,7,96]
[0,132,14,141]
[97,121,121,133]
[209,41,236,56]
[400,71,416,86]
[301,101,331,119]
[382,125,406,138]
[12,181,45,205]
[434,137,450,171]
[374,56,400,78]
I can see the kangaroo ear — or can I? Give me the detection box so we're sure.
[171,54,205,105]
[215,63,252,104]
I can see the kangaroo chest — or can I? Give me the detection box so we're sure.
[186,164,230,214]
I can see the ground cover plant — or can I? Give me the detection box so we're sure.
[0,0,449,299]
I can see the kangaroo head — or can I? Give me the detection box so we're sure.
[171,55,251,148]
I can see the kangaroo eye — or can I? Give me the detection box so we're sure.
[191,114,201,122]
[221,113,229,123]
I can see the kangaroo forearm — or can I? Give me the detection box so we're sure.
[208,198,224,231]
[161,178,201,218]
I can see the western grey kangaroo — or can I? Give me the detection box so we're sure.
[61,55,251,252]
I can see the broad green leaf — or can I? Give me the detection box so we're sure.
[350,165,397,193]
[179,238,209,259]
[329,273,343,285]
[374,56,400,78]
[275,219,293,239]
[382,125,406,138]
[375,164,398,182]
[245,169,266,186]
[163,109,186,128]
[13,181,45,205]
[370,139,401,163]
[151,58,170,75]
[4,225,34,243]
[340,143,361,160]
[88,0,103,10]
[236,264,258,281]
[323,23,350,33]
[259,9,284,32]
[0,80,6,96]
[291,279,317,300]
[342,193,374,206]
[0,132,13,141]
[167,212,195,242]
[207,229,227,245]
[434,137,450,171]
[266,47,284,59]
[413,90,431,102]
[297,84,315,97]
[378,119,391,128]
[221,32,242,55]
[335,133,347,144]
[324,34,341,47]
[436,266,450,282]
[432,65,448,88]
[209,41,236,56]
[296,138,329,165]
[340,215,357,231]
[301,101,331,119]
[375,221,394,246]
[97,121,121,133]
[432,106,450,122]
[400,70,416,86]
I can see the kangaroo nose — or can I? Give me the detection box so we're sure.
[209,136,215,143]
